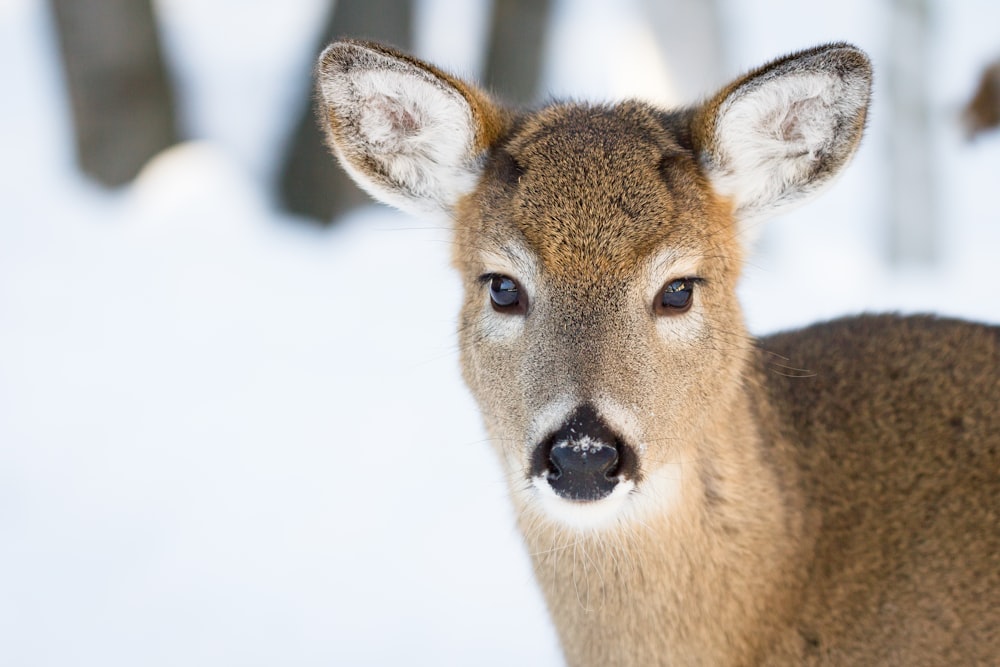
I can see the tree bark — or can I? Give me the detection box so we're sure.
[640,0,726,103]
[482,0,553,106]
[963,59,1000,139]
[49,0,179,187]
[886,0,937,264]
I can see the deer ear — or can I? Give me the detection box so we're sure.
[692,43,872,240]
[316,40,507,218]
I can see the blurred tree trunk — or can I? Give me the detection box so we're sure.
[482,0,553,106]
[963,58,1000,139]
[278,0,412,224]
[49,0,179,187]
[641,0,726,103]
[887,0,936,264]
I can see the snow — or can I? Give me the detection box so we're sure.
[1,1,998,666]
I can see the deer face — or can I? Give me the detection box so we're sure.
[452,104,749,527]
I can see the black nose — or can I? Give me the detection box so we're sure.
[531,404,633,502]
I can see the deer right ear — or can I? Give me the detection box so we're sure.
[316,40,507,219]
[692,43,872,241]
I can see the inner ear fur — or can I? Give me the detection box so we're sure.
[691,43,873,234]
[316,40,509,217]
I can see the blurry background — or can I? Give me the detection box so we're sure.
[1,1,998,665]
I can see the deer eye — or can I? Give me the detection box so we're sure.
[655,278,697,315]
[487,274,526,313]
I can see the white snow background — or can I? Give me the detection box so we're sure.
[1,0,998,665]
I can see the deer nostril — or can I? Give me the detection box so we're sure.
[543,436,621,501]
[547,437,620,482]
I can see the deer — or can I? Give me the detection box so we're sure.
[315,40,1000,665]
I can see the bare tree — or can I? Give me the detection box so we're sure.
[963,58,1000,139]
[49,0,179,187]
[641,0,726,103]
[886,0,937,264]
[482,0,553,106]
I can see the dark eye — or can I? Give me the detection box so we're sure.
[656,278,696,315]
[488,274,526,313]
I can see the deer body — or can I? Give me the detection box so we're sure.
[316,41,1000,665]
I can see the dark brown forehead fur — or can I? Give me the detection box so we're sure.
[470,101,738,283]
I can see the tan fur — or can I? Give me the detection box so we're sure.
[316,41,1000,665]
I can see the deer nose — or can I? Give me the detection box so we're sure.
[548,437,619,500]
[532,404,630,502]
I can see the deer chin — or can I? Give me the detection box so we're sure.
[527,460,688,531]
[529,475,636,530]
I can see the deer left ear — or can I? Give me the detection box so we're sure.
[316,40,507,219]
[692,43,872,240]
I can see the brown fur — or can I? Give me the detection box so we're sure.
[316,41,1000,665]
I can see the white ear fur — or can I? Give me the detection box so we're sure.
[699,45,872,243]
[317,42,486,218]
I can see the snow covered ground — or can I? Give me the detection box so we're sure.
[1,1,998,665]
